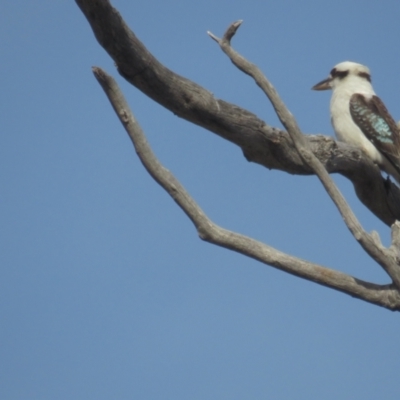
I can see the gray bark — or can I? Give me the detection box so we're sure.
[75,0,400,226]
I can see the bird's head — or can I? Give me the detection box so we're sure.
[312,61,372,91]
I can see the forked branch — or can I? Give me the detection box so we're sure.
[75,0,400,226]
[93,66,400,311]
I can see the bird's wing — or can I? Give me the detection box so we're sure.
[350,93,400,170]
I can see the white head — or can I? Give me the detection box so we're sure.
[312,61,372,92]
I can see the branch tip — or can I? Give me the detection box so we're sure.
[92,66,107,82]
[223,20,243,42]
[390,220,400,249]
[370,230,382,247]
[207,31,219,42]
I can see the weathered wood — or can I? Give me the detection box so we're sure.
[93,66,400,311]
[75,0,400,225]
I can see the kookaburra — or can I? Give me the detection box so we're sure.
[312,61,400,183]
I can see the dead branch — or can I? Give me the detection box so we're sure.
[92,66,400,311]
[75,0,400,225]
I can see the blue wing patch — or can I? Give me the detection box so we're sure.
[350,95,395,145]
[350,94,400,162]
[350,93,400,175]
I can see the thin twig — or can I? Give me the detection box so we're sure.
[208,21,400,289]
[92,66,400,310]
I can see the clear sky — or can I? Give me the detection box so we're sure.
[1,1,400,399]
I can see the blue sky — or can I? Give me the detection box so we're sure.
[1,1,400,398]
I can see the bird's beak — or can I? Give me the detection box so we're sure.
[311,77,332,91]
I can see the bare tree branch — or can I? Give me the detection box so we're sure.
[75,0,400,226]
[207,21,400,290]
[92,66,400,311]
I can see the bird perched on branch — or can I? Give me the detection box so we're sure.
[312,61,400,183]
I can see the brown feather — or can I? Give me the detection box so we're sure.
[350,94,400,170]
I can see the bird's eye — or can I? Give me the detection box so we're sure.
[331,68,349,79]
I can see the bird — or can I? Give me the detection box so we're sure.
[312,61,400,183]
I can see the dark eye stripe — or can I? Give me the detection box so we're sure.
[357,71,371,82]
[330,68,349,79]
